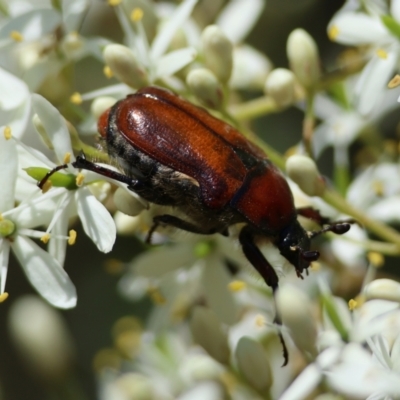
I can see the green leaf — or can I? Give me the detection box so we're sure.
[381,15,400,39]
[321,292,349,342]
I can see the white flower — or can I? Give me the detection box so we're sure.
[327,1,400,115]
[0,133,76,308]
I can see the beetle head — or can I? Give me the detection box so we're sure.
[276,220,319,277]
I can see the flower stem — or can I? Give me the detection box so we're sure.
[229,96,278,121]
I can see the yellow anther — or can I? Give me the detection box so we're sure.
[0,292,9,303]
[388,74,400,88]
[41,180,53,193]
[70,92,82,105]
[328,25,339,41]
[376,48,388,59]
[348,298,358,311]
[372,180,384,197]
[131,8,144,22]
[76,172,84,186]
[10,31,23,42]
[107,0,122,6]
[3,126,12,140]
[0,214,3,221]
[310,261,321,271]
[367,251,384,268]
[228,280,247,292]
[103,65,113,78]
[63,152,71,164]
[255,314,266,327]
[68,229,77,245]
[40,233,51,243]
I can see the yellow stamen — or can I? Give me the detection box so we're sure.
[348,298,358,311]
[3,126,12,140]
[70,92,82,105]
[107,0,122,6]
[40,233,51,243]
[376,48,388,59]
[10,31,23,42]
[68,230,77,245]
[367,251,384,268]
[0,214,3,221]
[131,8,144,22]
[388,74,400,88]
[254,314,266,327]
[103,65,113,78]
[76,172,84,186]
[371,180,384,197]
[0,292,9,303]
[228,280,247,292]
[310,261,321,271]
[41,180,52,193]
[328,25,339,41]
[63,152,71,164]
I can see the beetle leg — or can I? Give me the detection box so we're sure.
[146,214,219,243]
[296,206,331,225]
[239,225,289,366]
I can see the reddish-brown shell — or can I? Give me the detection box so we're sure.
[99,86,296,233]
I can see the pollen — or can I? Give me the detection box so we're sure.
[3,126,12,140]
[228,280,247,292]
[41,180,52,193]
[388,74,400,88]
[367,251,384,268]
[376,48,388,59]
[328,25,339,41]
[103,65,113,78]
[107,0,122,6]
[40,233,51,243]
[68,229,77,245]
[372,180,384,196]
[349,294,365,310]
[10,30,23,42]
[76,172,85,186]
[63,152,71,164]
[348,298,358,310]
[310,261,321,271]
[0,292,9,303]
[70,92,82,105]
[0,214,3,221]
[255,314,266,327]
[131,8,144,22]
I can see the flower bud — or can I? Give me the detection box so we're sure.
[8,295,75,382]
[113,187,147,217]
[187,68,224,109]
[201,25,233,83]
[235,337,273,391]
[286,155,325,196]
[277,285,318,358]
[264,68,296,107]
[287,29,321,89]
[190,307,230,364]
[103,44,148,88]
[180,354,224,384]
[91,96,117,120]
[112,373,154,400]
[363,279,400,302]
[61,32,84,58]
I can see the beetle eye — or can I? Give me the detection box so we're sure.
[301,250,319,262]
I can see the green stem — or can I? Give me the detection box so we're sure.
[229,96,278,121]
[303,93,315,158]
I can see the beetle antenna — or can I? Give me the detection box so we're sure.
[309,220,354,239]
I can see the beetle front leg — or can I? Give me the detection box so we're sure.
[146,214,221,243]
[239,225,288,366]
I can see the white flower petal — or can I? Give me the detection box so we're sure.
[0,240,10,294]
[355,52,397,115]
[392,0,400,23]
[328,13,388,45]
[150,0,198,60]
[0,9,61,42]
[0,67,31,138]
[201,258,237,325]
[12,235,77,309]
[155,47,197,79]
[31,93,74,164]
[0,135,17,212]
[75,187,116,253]
[134,244,195,278]
[62,0,89,33]
[217,0,264,44]
[368,196,400,223]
